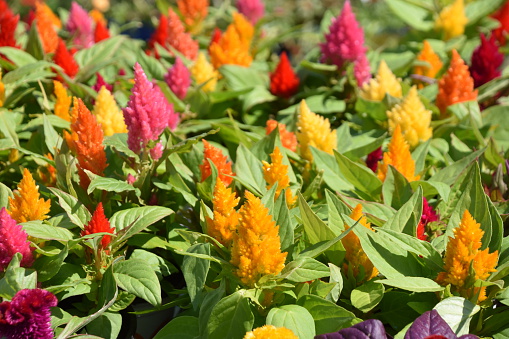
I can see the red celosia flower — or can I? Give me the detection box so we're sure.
[417,198,439,241]
[147,14,168,58]
[470,34,503,88]
[366,146,383,172]
[94,20,110,43]
[270,52,300,99]
[210,27,222,46]
[200,140,235,186]
[492,0,509,45]
[92,72,112,93]
[81,203,114,249]
[265,119,298,152]
[0,0,19,48]
[53,39,79,80]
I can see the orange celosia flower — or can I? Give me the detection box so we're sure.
[70,98,108,189]
[377,124,420,182]
[414,40,443,87]
[230,191,287,287]
[35,2,59,54]
[38,153,57,187]
[53,81,71,121]
[342,204,378,282]
[177,0,208,33]
[296,100,337,162]
[35,2,61,28]
[206,180,240,247]
[0,70,4,107]
[8,168,51,223]
[262,147,296,205]
[167,8,199,60]
[436,210,498,303]
[265,120,298,152]
[244,325,298,339]
[232,12,254,48]
[200,140,235,186]
[435,49,478,116]
[89,9,106,25]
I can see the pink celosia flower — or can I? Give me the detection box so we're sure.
[0,288,58,339]
[0,207,34,272]
[122,63,179,159]
[164,58,191,100]
[417,197,439,241]
[470,34,504,88]
[66,2,94,49]
[354,53,371,86]
[92,72,113,93]
[236,0,265,25]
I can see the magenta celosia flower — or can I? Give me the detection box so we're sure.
[66,2,93,49]
[164,58,191,100]
[92,73,113,93]
[0,289,58,339]
[236,0,265,25]
[0,208,33,272]
[366,146,383,172]
[421,197,438,225]
[122,63,179,160]
[354,53,371,86]
[470,34,504,88]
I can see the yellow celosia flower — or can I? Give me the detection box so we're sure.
[230,191,287,287]
[435,0,468,40]
[387,86,432,148]
[53,81,72,122]
[244,325,298,339]
[342,204,378,282]
[232,12,254,49]
[414,40,443,85]
[262,147,296,205]
[8,168,51,223]
[296,100,337,162]
[436,210,498,303]
[0,69,5,107]
[377,124,420,182]
[360,60,402,101]
[206,180,240,247]
[92,86,128,136]
[191,52,219,92]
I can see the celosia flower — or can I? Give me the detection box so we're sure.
[35,2,59,54]
[296,100,337,162]
[236,0,265,25]
[37,153,57,188]
[200,140,235,186]
[66,2,94,49]
[262,147,296,205]
[492,0,509,45]
[470,34,503,88]
[387,86,432,148]
[94,20,110,43]
[435,50,477,116]
[191,52,218,92]
[166,8,199,60]
[366,146,382,172]
[436,210,498,303]
[413,40,443,86]
[416,197,439,241]
[177,0,208,33]
[0,70,5,108]
[360,60,402,101]
[0,288,57,339]
[165,57,191,100]
[81,202,115,250]
[209,27,222,48]
[206,180,239,247]
[35,2,61,29]
[342,204,378,281]
[8,168,51,223]
[123,63,179,159]
[231,191,287,287]
[147,14,168,58]
[435,0,468,41]
[270,52,300,99]
[70,98,108,189]
[377,125,420,182]
[92,0,110,12]
[0,207,34,271]
[265,120,297,152]
[92,86,127,136]
[89,9,106,25]
[232,12,254,48]
[92,73,113,93]
[0,0,19,48]
[53,39,79,79]
[53,80,71,121]
[244,325,298,339]
[354,53,371,86]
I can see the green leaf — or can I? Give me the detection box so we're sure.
[412,140,430,174]
[267,305,316,339]
[199,282,225,337]
[87,176,140,195]
[327,263,343,303]
[220,65,267,91]
[113,259,162,306]
[326,190,350,235]
[409,180,450,202]
[43,114,60,155]
[310,147,354,193]
[110,206,173,243]
[0,47,37,67]
[376,277,443,292]
[33,245,69,282]
[154,316,200,339]
[351,280,385,312]
[385,0,434,31]
[182,243,210,303]
[429,149,484,185]
[335,151,382,201]
[279,95,345,115]
[48,188,91,228]
[0,254,37,299]
[103,133,139,160]
[354,96,389,121]
[433,297,480,336]
[465,0,505,24]
[0,183,13,209]
[21,221,73,241]
[234,144,266,194]
[86,312,122,339]
[271,190,294,251]
[279,257,330,282]
[206,291,255,339]
[2,61,54,86]
[382,166,414,210]
[383,187,423,237]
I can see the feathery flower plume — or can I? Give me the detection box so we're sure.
[354,53,371,86]
[296,100,337,162]
[231,191,287,287]
[66,2,94,49]
[436,210,498,302]
[8,168,51,223]
[0,208,34,271]
[366,147,383,172]
[232,12,254,48]
[209,27,222,49]
[0,288,57,339]
[35,2,59,54]
[0,0,19,48]
[177,0,208,33]
[470,34,503,88]
[387,86,432,148]
[262,147,296,205]
[123,63,179,159]
[236,0,265,25]
[93,86,127,136]
[492,0,509,45]
[0,70,4,108]
[92,0,110,12]
[265,120,297,152]
[94,20,110,43]
[270,52,300,99]
[167,8,199,60]
[435,0,468,40]
[200,140,235,186]
[191,52,218,92]
[206,180,239,247]
[53,39,79,80]
[436,50,477,115]
[377,125,420,182]
[147,14,168,58]
[342,204,378,281]
[413,40,443,86]
[38,153,57,188]
[53,81,72,121]
[35,2,61,28]
[244,325,298,339]
[92,73,112,93]
[165,57,191,100]
[70,98,108,189]
[89,9,106,25]
[81,203,115,251]
[360,60,402,101]
[417,197,439,241]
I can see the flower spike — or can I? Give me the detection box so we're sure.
[244,325,298,339]
[413,40,443,86]
[360,60,402,101]
[92,86,128,136]
[265,120,297,153]
[165,57,191,100]
[177,0,208,33]
[0,0,19,48]
[0,207,34,271]
[191,52,218,92]
[53,39,79,80]
[435,0,468,40]
[53,80,72,121]
[470,34,503,88]
[206,180,240,247]
[81,202,115,250]
[167,8,199,60]
[94,20,110,43]
[236,0,265,25]
[492,1,509,45]
[8,168,51,223]
[262,147,296,205]
[66,2,94,49]
[270,52,300,99]
[200,140,235,186]
[35,2,59,54]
